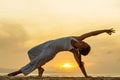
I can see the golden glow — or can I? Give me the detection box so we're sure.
[0,0,120,74]
[61,63,74,69]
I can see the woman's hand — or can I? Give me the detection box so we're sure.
[106,28,115,35]
[85,75,93,78]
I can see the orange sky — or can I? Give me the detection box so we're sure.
[0,0,120,76]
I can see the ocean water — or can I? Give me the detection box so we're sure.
[43,73,120,77]
[1,73,120,77]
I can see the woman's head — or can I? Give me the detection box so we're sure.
[79,41,91,56]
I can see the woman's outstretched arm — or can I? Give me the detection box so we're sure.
[77,28,115,40]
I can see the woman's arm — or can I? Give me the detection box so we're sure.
[70,49,88,77]
[77,28,115,40]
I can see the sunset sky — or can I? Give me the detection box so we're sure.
[0,0,120,76]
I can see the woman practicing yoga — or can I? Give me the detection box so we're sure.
[8,28,115,77]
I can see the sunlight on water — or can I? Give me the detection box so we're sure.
[0,73,120,77]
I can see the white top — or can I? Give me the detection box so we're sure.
[29,36,79,54]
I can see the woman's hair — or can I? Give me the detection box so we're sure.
[79,42,91,56]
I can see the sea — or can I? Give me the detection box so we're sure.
[0,73,120,77]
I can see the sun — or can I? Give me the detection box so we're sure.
[61,63,74,69]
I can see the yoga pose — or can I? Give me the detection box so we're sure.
[8,28,115,77]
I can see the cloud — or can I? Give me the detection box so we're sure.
[0,21,28,54]
[0,20,31,69]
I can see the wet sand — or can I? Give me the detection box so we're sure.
[0,76,120,80]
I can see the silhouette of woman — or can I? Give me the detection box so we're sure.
[8,28,115,77]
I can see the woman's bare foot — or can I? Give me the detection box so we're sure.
[8,70,22,76]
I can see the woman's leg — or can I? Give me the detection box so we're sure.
[8,70,22,76]
[38,67,44,77]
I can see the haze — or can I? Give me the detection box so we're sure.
[0,0,120,76]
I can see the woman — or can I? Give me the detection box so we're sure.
[8,28,115,77]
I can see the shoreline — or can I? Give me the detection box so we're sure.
[0,76,120,80]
